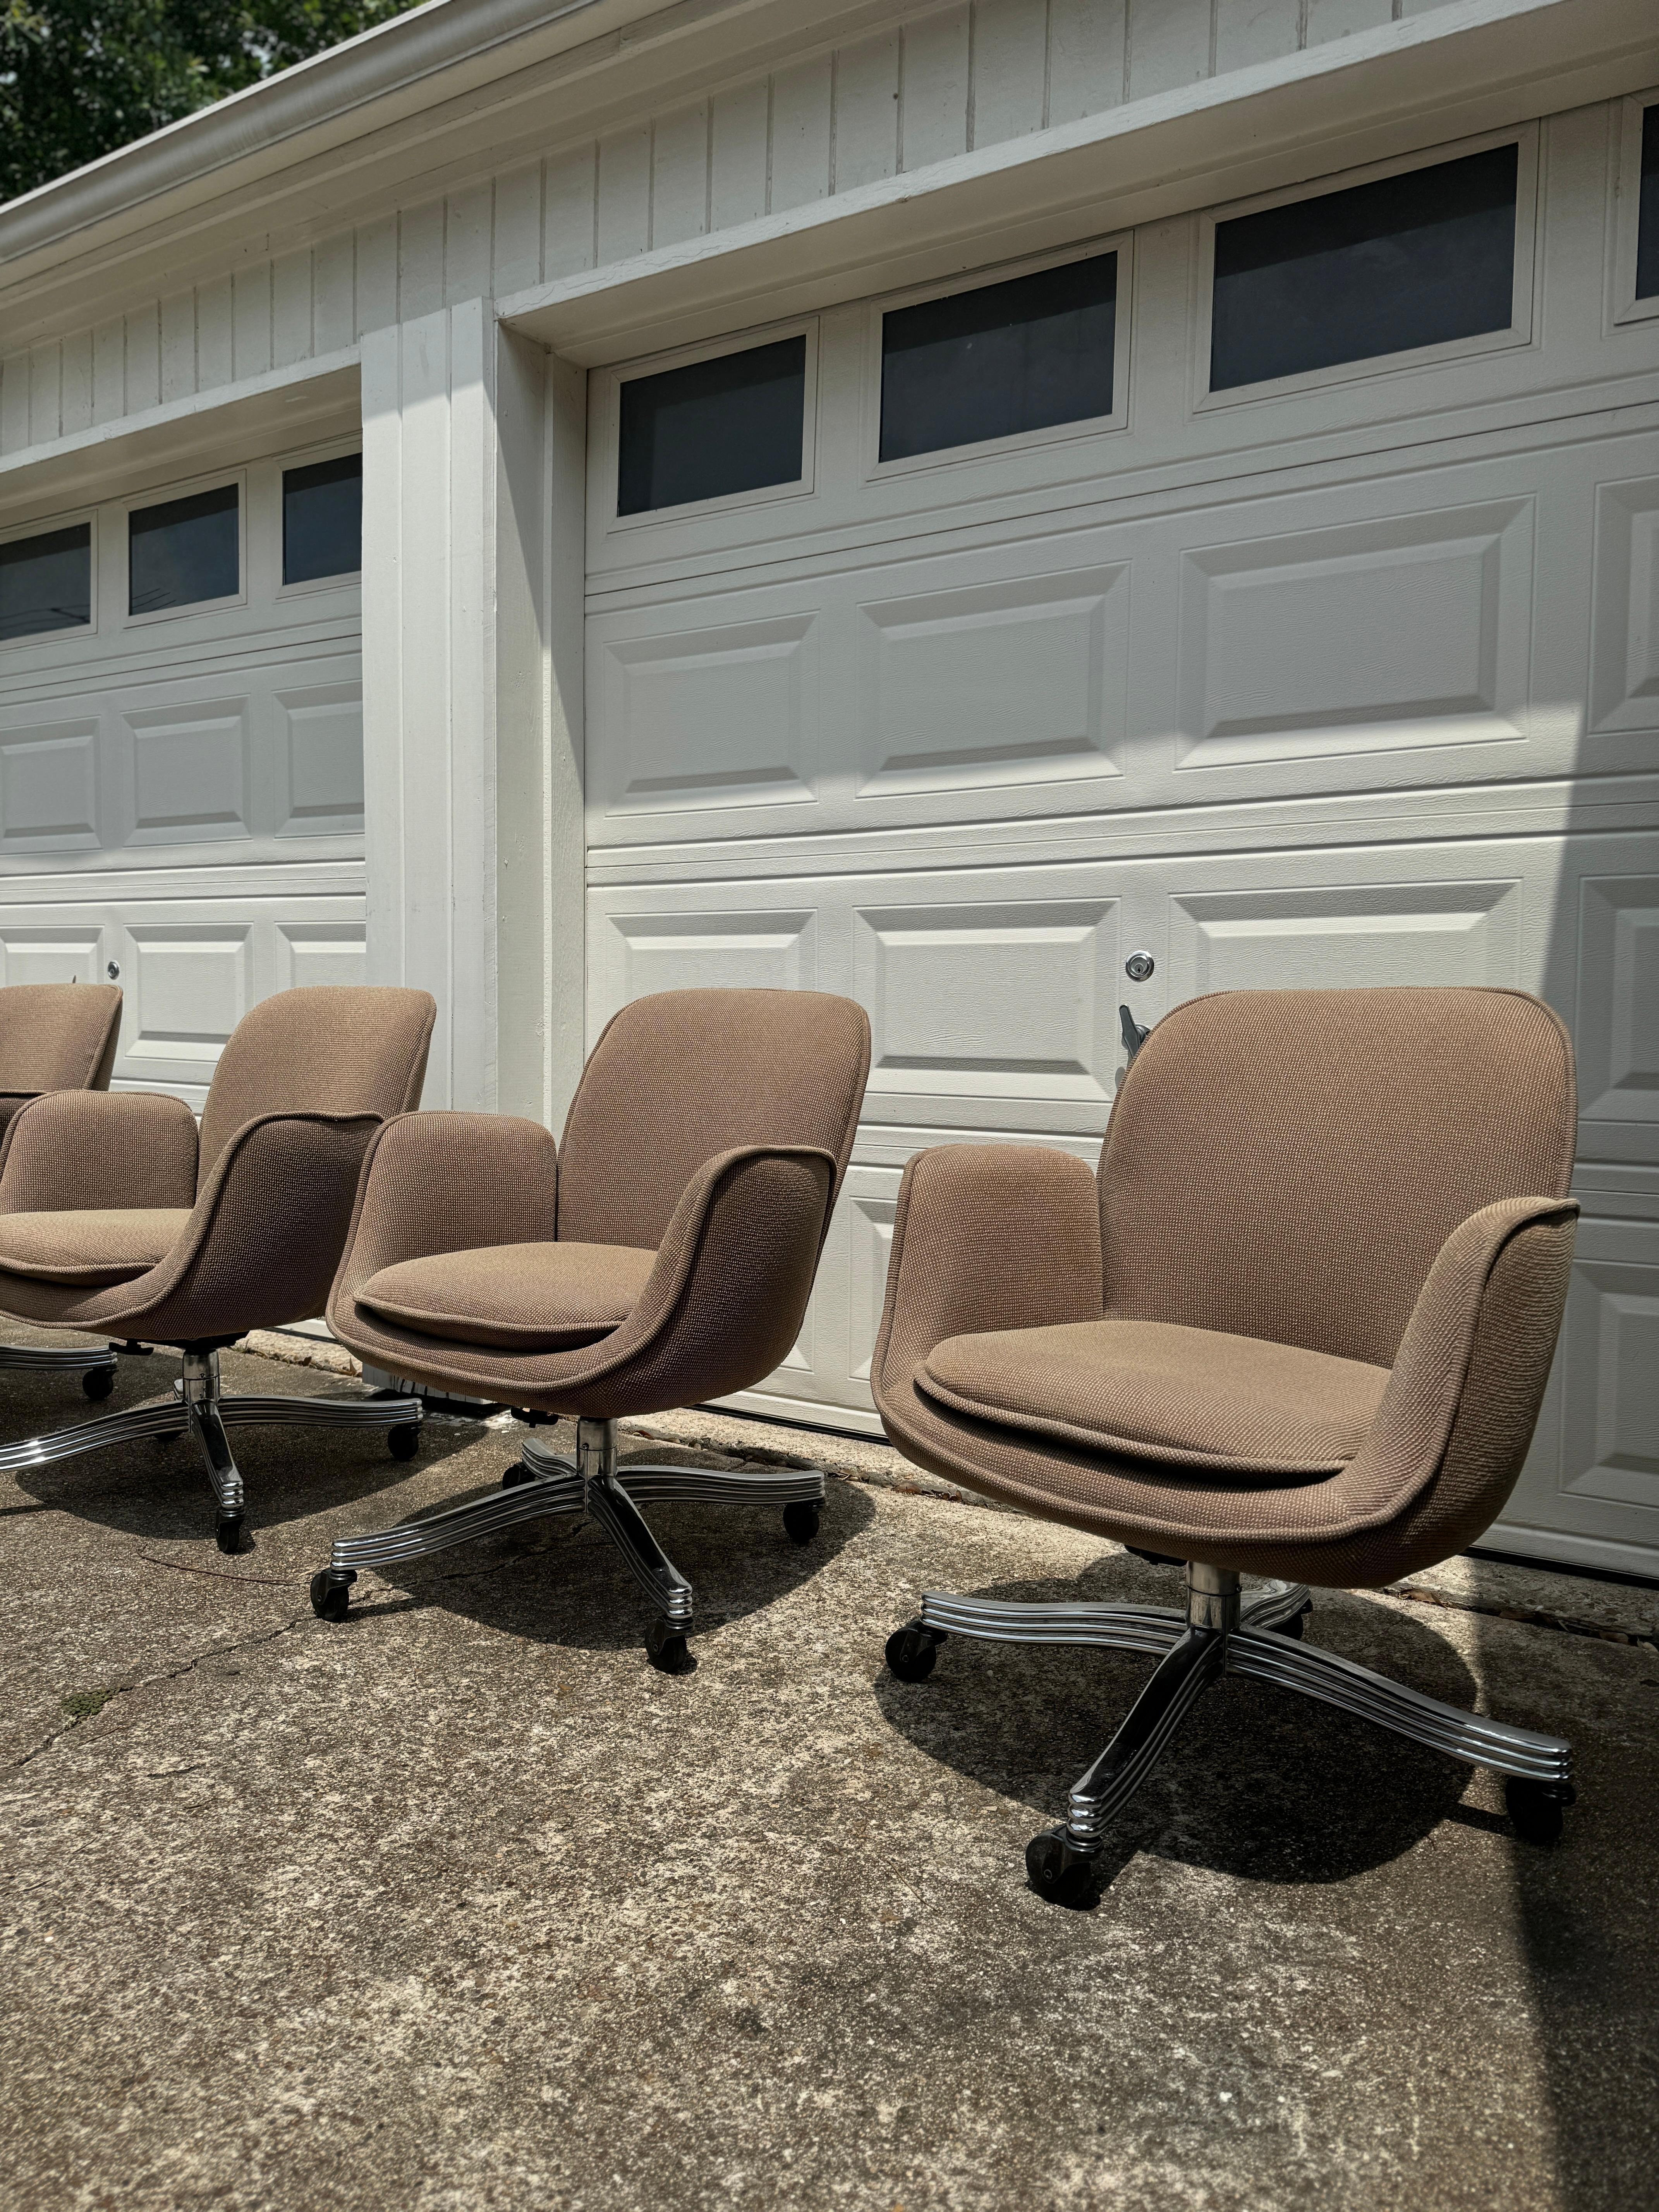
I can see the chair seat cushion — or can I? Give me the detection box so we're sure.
[357,1241,658,1352]
[917,1317,1391,1475]
[0,1207,192,1285]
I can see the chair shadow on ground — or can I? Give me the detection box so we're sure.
[0,1347,483,1546]
[336,1444,879,1660]
[1469,1602,1659,2212]
[874,1550,1489,1892]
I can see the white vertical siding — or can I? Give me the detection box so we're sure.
[544,146,598,280]
[231,265,271,380]
[834,33,902,192]
[971,0,1050,146]
[710,79,771,229]
[768,55,834,211]
[596,129,652,264]
[650,105,710,249]
[0,0,1446,460]
[901,7,971,169]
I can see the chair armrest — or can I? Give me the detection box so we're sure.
[127,1111,387,1341]
[0,1089,198,1212]
[543,1143,839,1414]
[1326,1195,1579,1575]
[327,1113,560,1333]
[871,1145,1104,1425]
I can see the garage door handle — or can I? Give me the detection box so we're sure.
[1119,1005,1149,1062]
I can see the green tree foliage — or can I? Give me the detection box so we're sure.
[0,0,419,203]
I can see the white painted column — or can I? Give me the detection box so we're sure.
[360,301,586,1124]
[361,304,485,1107]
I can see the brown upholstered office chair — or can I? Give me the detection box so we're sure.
[872,987,1580,1904]
[311,988,871,1669]
[0,986,436,1551]
[0,982,125,1399]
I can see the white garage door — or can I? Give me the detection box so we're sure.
[584,100,1659,1577]
[0,432,366,1110]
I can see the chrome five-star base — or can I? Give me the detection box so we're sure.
[0,1338,120,1400]
[309,1415,827,1671]
[884,1563,1576,1906]
[0,1345,423,1552]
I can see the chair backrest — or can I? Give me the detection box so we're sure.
[556,989,871,1250]
[1099,987,1575,1369]
[0,982,122,1095]
[197,986,436,1183]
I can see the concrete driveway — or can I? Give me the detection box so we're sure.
[2,1336,1656,2211]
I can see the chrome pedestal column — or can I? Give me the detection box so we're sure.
[0,1345,422,1552]
[310,1415,827,1671]
[885,1563,1575,1904]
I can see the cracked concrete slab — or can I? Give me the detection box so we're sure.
[2,1331,1657,2212]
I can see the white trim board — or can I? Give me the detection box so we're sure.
[498,0,1659,366]
[0,356,361,522]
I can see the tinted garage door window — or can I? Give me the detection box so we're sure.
[1210,143,1520,392]
[879,252,1118,461]
[618,338,807,516]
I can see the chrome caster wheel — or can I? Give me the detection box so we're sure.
[215,1513,244,1556]
[884,1621,943,1683]
[387,1422,420,1462]
[501,1461,534,1489]
[1279,1607,1308,1640]
[82,1365,115,1402]
[309,1568,356,1623]
[782,1499,821,1545]
[1506,1776,1574,1845]
[646,1615,693,1674]
[1025,1826,1100,1909]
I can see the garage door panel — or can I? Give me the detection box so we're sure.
[856,565,1127,796]
[590,609,819,819]
[1173,500,1531,770]
[1167,878,1524,995]
[0,718,101,852]
[122,696,252,846]
[1497,1218,1659,1568]
[1588,473,1659,736]
[273,920,367,993]
[853,893,1121,1115]
[1566,1256,1659,1513]
[1559,1234,1659,1515]
[592,904,820,1013]
[273,684,365,835]
[845,1176,897,1387]
[119,922,252,1089]
[1574,875,1659,1131]
[0,926,105,987]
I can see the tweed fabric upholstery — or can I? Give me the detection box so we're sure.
[0,1091,198,1214]
[871,988,1578,1586]
[361,1241,657,1350]
[919,1319,1388,1475]
[0,1208,192,1284]
[0,987,435,1345]
[197,986,434,1181]
[0,984,122,1097]
[331,1143,836,1417]
[556,990,869,1251]
[327,988,870,1420]
[1100,987,1574,1368]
